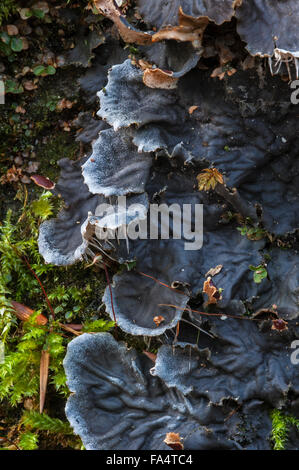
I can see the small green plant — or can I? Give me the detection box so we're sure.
[82,318,115,333]
[249,264,268,283]
[0,31,25,59]
[4,79,23,94]
[237,224,266,241]
[33,65,56,77]
[20,8,46,20]
[0,188,109,449]
[17,410,81,450]
[271,410,299,450]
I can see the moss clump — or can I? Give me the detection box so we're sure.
[0,0,18,26]
[271,409,299,450]
[37,132,80,180]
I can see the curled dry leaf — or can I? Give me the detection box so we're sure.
[203,276,222,305]
[0,166,23,184]
[205,264,223,278]
[30,174,55,189]
[153,315,165,326]
[188,105,198,114]
[93,0,152,45]
[164,432,184,450]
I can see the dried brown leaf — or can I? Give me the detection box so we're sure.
[203,276,222,305]
[164,432,184,450]
[205,264,223,278]
[153,315,165,326]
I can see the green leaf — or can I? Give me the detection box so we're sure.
[0,31,10,44]
[33,65,46,76]
[45,65,56,75]
[10,37,23,52]
[32,9,45,19]
[5,79,24,94]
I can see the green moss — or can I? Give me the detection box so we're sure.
[271,409,299,450]
[0,0,18,26]
[37,132,80,180]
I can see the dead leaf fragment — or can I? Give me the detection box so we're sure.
[56,98,74,111]
[205,265,223,278]
[164,432,184,450]
[203,276,222,305]
[189,105,198,115]
[7,25,19,36]
[153,315,165,326]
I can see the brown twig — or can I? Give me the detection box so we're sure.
[21,255,55,319]
[138,271,186,295]
[158,304,260,321]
